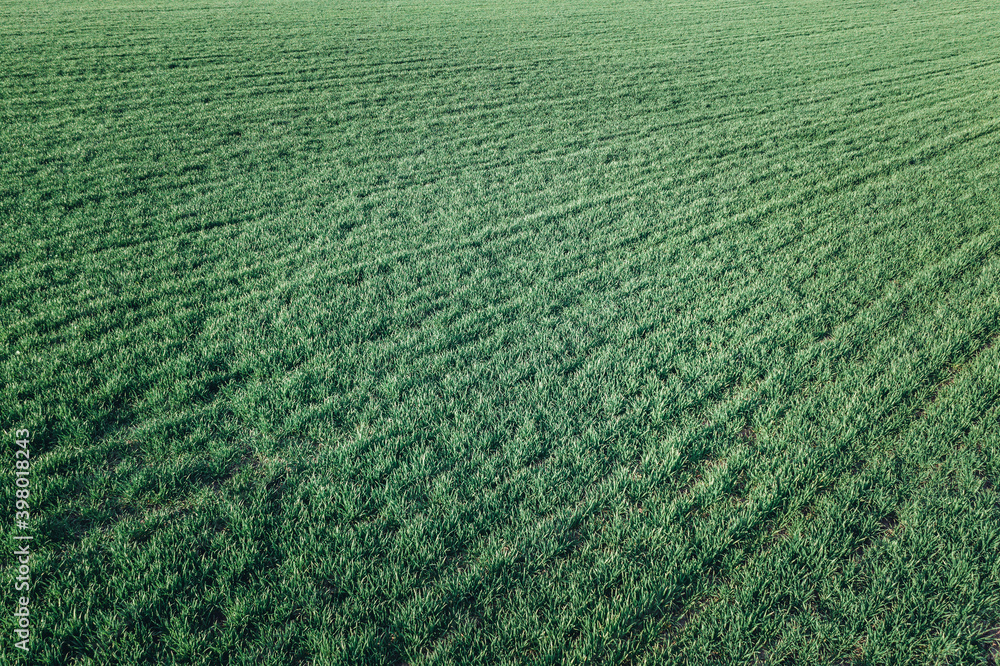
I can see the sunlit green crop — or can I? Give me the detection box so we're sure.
[3,0,1000,663]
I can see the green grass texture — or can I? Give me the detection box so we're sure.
[3,0,1000,663]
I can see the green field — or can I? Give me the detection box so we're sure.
[4,0,1000,663]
